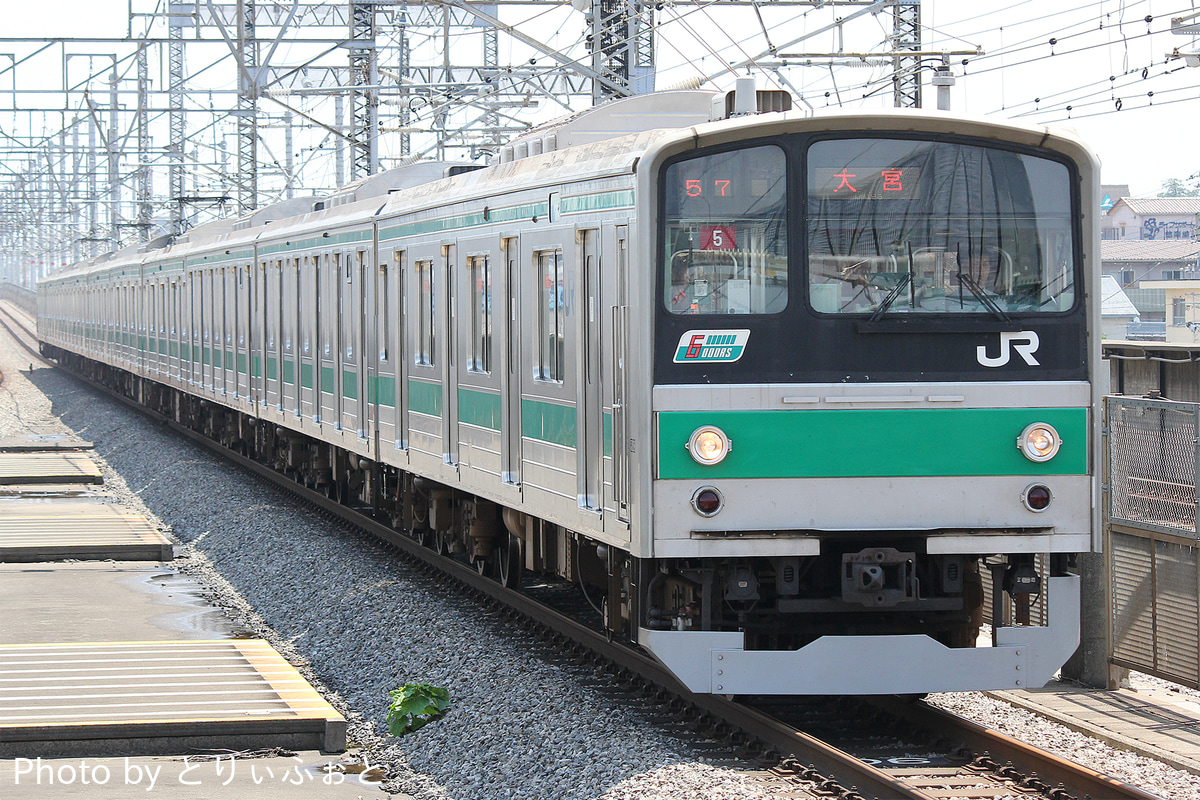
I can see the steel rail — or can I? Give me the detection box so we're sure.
[871,695,1166,800]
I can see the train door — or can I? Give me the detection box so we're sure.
[577,228,602,513]
[500,237,521,489]
[238,264,251,403]
[147,279,158,374]
[155,279,165,376]
[520,227,577,509]
[407,243,444,469]
[158,280,167,376]
[144,279,154,373]
[212,269,221,392]
[441,243,458,465]
[359,249,372,442]
[610,225,631,525]
[135,278,142,371]
[252,261,266,408]
[288,257,302,419]
[202,269,211,390]
[169,279,180,383]
[189,271,200,387]
[318,252,336,427]
[338,248,366,438]
[374,251,399,455]
[334,251,347,430]
[211,267,222,394]
[458,236,501,481]
[224,266,236,396]
[276,259,288,411]
[398,248,412,455]
[299,255,316,420]
[265,261,280,410]
[200,269,211,390]
[277,258,294,413]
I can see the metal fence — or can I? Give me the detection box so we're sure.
[1106,396,1200,687]
[0,282,36,318]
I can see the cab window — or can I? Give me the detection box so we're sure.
[663,145,788,315]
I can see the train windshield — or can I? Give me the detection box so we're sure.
[807,138,1075,316]
[662,145,789,315]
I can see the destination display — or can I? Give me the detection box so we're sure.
[810,165,923,200]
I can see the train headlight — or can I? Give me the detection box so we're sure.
[687,426,731,466]
[1017,422,1061,462]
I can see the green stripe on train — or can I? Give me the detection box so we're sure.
[409,378,441,417]
[522,398,576,449]
[656,407,1089,480]
[459,387,501,430]
[372,375,396,408]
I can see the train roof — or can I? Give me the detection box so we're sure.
[40,96,1099,288]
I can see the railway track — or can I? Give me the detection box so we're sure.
[8,305,1162,800]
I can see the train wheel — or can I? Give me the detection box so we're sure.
[433,528,450,556]
[496,532,522,589]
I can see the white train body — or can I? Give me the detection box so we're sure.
[39,91,1101,694]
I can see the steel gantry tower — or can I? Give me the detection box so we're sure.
[349,1,380,179]
[892,2,922,108]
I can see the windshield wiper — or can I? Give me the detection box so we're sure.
[956,272,1011,322]
[868,272,913,321]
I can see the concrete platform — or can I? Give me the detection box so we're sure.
[992,683,1200,775]
[0,563,346,757]
[0,641,346,757]
[0,562,243,647]
[0,494,173,562]
[0,433,94,452]
[0,452,102,485]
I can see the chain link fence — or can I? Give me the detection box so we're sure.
[1107,396,1200,688]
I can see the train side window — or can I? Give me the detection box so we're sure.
[662,144,788,315]
[321,254,331,355]
[535,249,564,382]
[415,258,435,367]
[467,254,492,373]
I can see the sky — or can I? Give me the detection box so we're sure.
[3,0,1200,197]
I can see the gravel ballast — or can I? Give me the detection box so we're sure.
[3,326,1199,799]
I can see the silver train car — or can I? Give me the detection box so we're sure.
[38,90,1101,695]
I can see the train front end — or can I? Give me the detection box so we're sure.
[637,110,1099,695]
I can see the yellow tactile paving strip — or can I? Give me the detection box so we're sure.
[0,497,173,561]
[0,640,343,742]
[0,452,102,484]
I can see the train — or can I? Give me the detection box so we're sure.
[37,86,1101,695]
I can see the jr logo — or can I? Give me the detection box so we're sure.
[976,330,1041,367]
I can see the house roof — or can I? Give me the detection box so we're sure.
[1101,275,1140,317]
[1101,239,1200,262]
[1109,197,1200,216]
